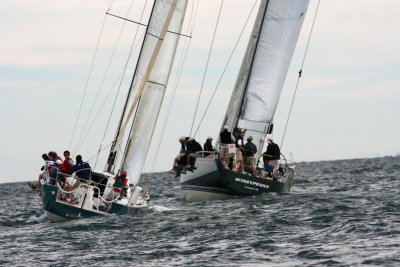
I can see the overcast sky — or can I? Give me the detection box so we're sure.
[1,0,399,183]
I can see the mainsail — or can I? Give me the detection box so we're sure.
[107,0,188,185]
[221,0,310,157]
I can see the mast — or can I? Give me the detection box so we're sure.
[106,0,159,173]
[221,0,310,159]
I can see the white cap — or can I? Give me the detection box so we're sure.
[267,135,273,141]
[223,125,229,130]
[207,136,213,140]
[179,136,185,141]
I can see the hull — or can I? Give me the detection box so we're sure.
[180,158,237,201]
[180,158,294,202]
[41,183,152,222]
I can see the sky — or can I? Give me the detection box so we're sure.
[0,0,399,183]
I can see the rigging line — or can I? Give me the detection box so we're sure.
[87,141,113,163]
[280,0,321,150]
[193,0,258,137]
[93,0,150,169]
[149,0,200,172]
[74,0,137,153]
[189,0,224,137]
[69,0,115,152]
[77,31,145,161]
[107,0,117,11]
[68,9,109,152]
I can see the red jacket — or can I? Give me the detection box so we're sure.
[60,158,74,172]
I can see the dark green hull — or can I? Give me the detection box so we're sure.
[217,161,294,195]
[41,184,151,222]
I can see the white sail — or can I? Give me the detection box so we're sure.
[107,0,179,172]
[121,0,187,185]
[222,0,309,155]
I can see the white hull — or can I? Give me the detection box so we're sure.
[180,157,218,184]
[45,211,72,223]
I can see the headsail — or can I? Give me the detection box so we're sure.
[107,0,187,185]
[221,0,310,157]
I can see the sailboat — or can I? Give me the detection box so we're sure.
[180,0,310,201]
[40,0,188,222]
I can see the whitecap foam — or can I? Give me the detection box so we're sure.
[26,213,47,223]
[152,205,175,212]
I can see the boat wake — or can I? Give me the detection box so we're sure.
[26,213,47,224]
[152,205,176,213]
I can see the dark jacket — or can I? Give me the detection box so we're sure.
[187,139,202,153]
[244,141,257,157]
[220,130,233,144]
[203,141,213,152]
[203,141,214,156]
[65,161,92,181]
[263,142,280,162]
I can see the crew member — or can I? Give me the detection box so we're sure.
[108,170,129,200]
[235,130,245,173]
[263,136,280,178]
[219,125,234,169]
[203,136,214,157]
[244,136,257,174]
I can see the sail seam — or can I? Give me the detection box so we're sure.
[147,80,166,87]
[147,32,163,40]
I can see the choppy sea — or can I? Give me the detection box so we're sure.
[1,156,399,266]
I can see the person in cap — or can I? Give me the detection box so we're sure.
[171,136,188,174]
[29,153,53,191]
[235,130,246,173]
[244,136,257,174]
[263,136,280,178]
[108,170,129,200]
[186,137,202,170]
[203,136,214,157]
[219,125,235,168]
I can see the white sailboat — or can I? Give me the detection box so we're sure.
[40,0,188,222]
[180,0,310,201]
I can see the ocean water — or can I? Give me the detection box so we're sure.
[1,156,399,266]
